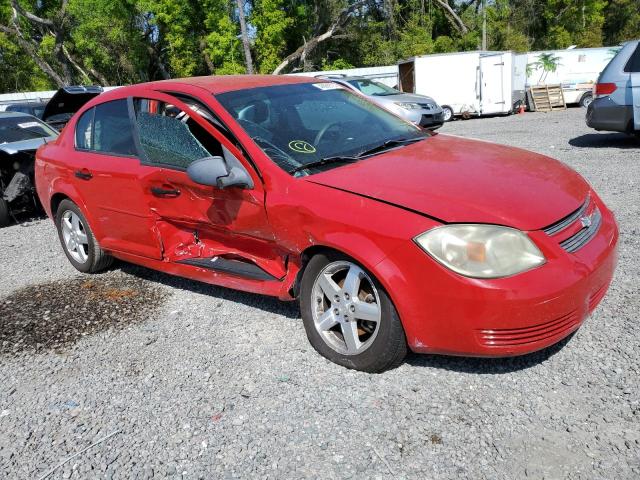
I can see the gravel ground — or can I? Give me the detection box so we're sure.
[1,108,639,479]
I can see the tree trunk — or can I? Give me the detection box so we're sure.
[272,0,366,75]
[434,0,469,35]
[0,25,67,87]
[236,0,254,74]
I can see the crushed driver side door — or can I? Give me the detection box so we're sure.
[131,91,288,281]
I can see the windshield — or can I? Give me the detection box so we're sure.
[0,116,57,143]
[347,79,401,96]
[216,83,427,175]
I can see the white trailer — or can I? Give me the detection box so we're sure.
[524,47,620,107]
[398,51,523,120]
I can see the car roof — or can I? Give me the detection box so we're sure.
[0,111,36,119]
[317,76,369,82]
[5,101,47,106]
[147,75,322,94]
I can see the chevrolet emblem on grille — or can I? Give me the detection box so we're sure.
[580,215,593,228]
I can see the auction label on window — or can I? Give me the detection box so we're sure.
[18,122,41,129]
[312,82,343,90]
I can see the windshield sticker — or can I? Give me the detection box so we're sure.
[18,122,41,129]
[312,82,343,90]
[288,140,316,154]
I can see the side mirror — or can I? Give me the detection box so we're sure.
[186,156,228,186]
[186,156,253,189]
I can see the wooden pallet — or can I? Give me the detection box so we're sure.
[529,85,566,112]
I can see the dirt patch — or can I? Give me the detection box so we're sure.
[0,273,167,356]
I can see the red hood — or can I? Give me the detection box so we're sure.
[307,134,590,231]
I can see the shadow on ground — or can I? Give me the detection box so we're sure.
[406,334,573,374]
[121,263,570,374]
[120,262,300,320]
[569,132,639,149]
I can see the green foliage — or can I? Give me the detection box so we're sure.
[0,32,53,92]
[253,0,293,73]
[0,0,639,93]
[603,0,640,44]
[321,58,354,71]
[202,0,244,75]
[69,0,147,83]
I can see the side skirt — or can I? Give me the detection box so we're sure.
[108,249,299,300]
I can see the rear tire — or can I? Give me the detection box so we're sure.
[55,199,113,273]
[0,198,9,228]
[299,251,407,372]
[579,93,593,108]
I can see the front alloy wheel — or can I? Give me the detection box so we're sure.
[300,252,407,372]
[311,261,382,356]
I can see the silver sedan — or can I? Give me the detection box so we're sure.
[322,76,445,130]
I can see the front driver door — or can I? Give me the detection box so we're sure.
[131,91,287,280]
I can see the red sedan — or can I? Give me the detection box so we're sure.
[35,76,618,372]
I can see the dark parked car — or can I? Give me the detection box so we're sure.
[0,112,58,226]
[41,85,104,131]
[0,101,47,118]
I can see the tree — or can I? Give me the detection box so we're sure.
[252,0,292,73]
[236,0,254,73]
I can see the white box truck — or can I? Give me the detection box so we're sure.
[398,51,525,121]
[524,47,620,108]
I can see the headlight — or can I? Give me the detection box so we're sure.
[414,224,545,278]
[395,102,421,110]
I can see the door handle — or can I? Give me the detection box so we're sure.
[74,169,92,180]
[151,186,181,198]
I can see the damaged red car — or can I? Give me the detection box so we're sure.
[35,76,618,372]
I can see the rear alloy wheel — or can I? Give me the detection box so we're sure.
[442,106,454,122]
[55,199,113,273]
[0,198,10,228]
[300,252,407,372]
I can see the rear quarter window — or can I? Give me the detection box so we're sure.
[75,108,94,150]
[624,44,640,73]
[93,100,136,156]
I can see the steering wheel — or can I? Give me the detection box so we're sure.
[238,119,273,140]
[314,121,346,146]
[238,119,298,171]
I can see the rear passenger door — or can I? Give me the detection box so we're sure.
[626,43,640,131]
[72,98,163,259]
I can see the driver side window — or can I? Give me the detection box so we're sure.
[134,98,223,169]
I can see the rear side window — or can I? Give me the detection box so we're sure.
[93,100,136,155]
[74,99,136,156]
[133,98,223,169]
[75,108,94,150]
[624,44,640,73]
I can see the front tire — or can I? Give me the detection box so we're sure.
[55,199,113,273]
[441,106,454,122]
[300,252,407,372]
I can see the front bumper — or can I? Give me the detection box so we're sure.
[586,97,633,133]
[374,196,619,357]
[399,108,445,129]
